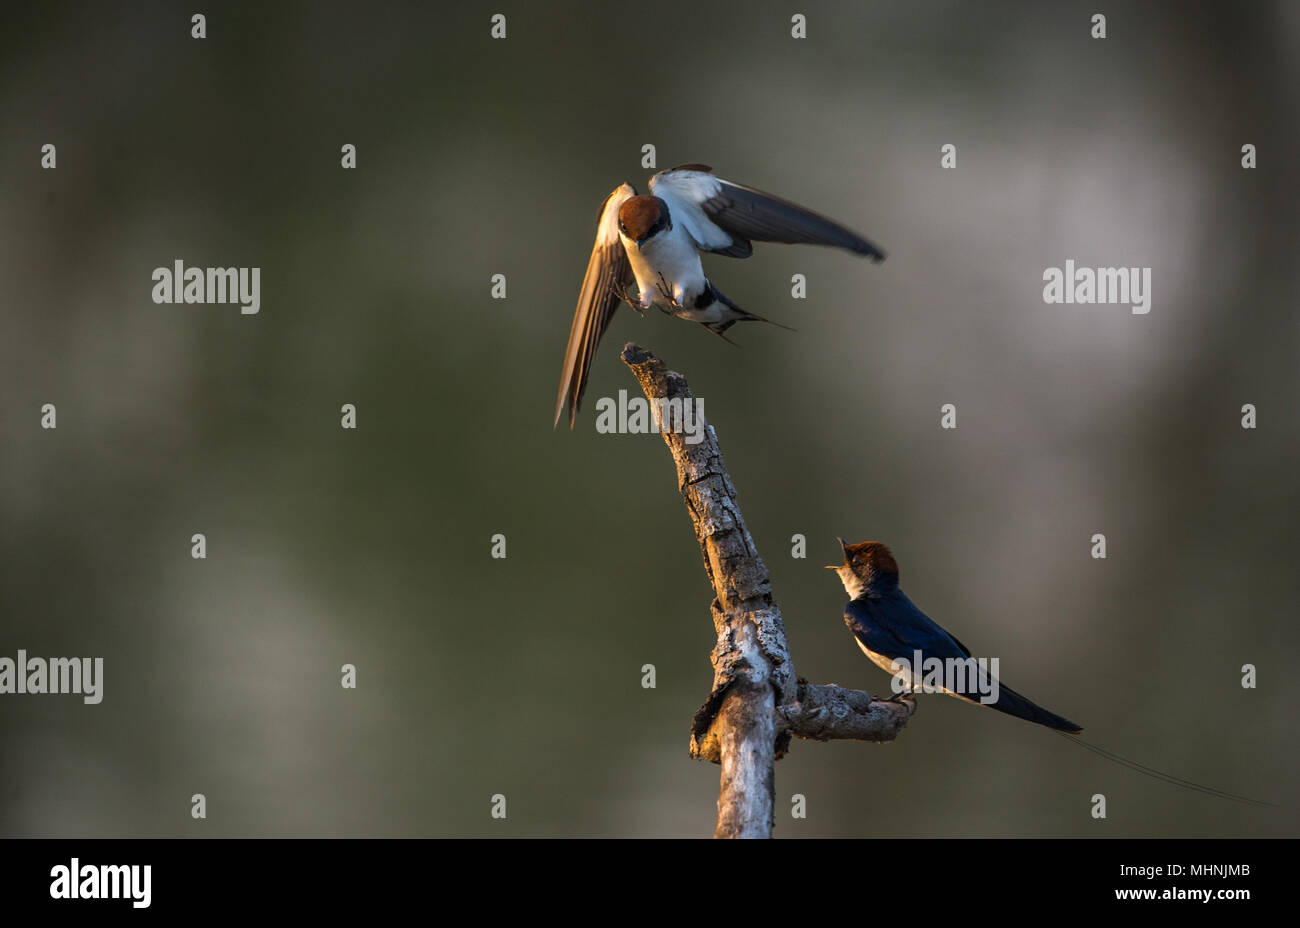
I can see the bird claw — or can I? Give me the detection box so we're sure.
[655,272,685,309]
[611,280,646,316]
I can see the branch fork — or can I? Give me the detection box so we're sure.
[619,344,914,838]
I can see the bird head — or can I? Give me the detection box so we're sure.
[618,196,671,250]
[826,538,899,598]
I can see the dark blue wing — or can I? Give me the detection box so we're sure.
[844,591,971,663]
[844,592,1083,733]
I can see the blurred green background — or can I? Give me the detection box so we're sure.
[1,0,1296,837]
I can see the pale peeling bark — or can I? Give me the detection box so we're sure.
[620,344,915,839]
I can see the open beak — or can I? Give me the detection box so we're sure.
[825,536,849,569]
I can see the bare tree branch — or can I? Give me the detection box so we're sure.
[781,682,915,744]
[619,343,915,839]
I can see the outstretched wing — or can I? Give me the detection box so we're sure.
[554,183,637,429]
[649,165,885,260]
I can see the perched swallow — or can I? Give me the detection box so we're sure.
[825,539,1281,805]
[829,539,1083,733]
[553,164,885,427]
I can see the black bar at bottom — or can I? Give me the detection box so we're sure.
[0,837,1287,914]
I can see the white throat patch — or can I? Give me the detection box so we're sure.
[836,566,867,599]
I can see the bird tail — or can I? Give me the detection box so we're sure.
[951,677,1275,805]
[704,285,795,337]
[981,682,1083,734]
[1054,733,1277,807]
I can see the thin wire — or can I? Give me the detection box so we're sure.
[1055,732,1277,807]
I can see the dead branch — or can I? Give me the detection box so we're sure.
[620,343,915,839]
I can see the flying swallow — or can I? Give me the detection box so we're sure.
[828,539,1083,733]
[553,164,885,427]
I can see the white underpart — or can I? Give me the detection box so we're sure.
[621,223,710,314]
[854,638,987,700]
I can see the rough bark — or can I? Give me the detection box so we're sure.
[620,343,915,839]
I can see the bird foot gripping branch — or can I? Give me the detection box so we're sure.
[619,344,913,837]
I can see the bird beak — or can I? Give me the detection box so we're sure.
[826,536,849,569]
